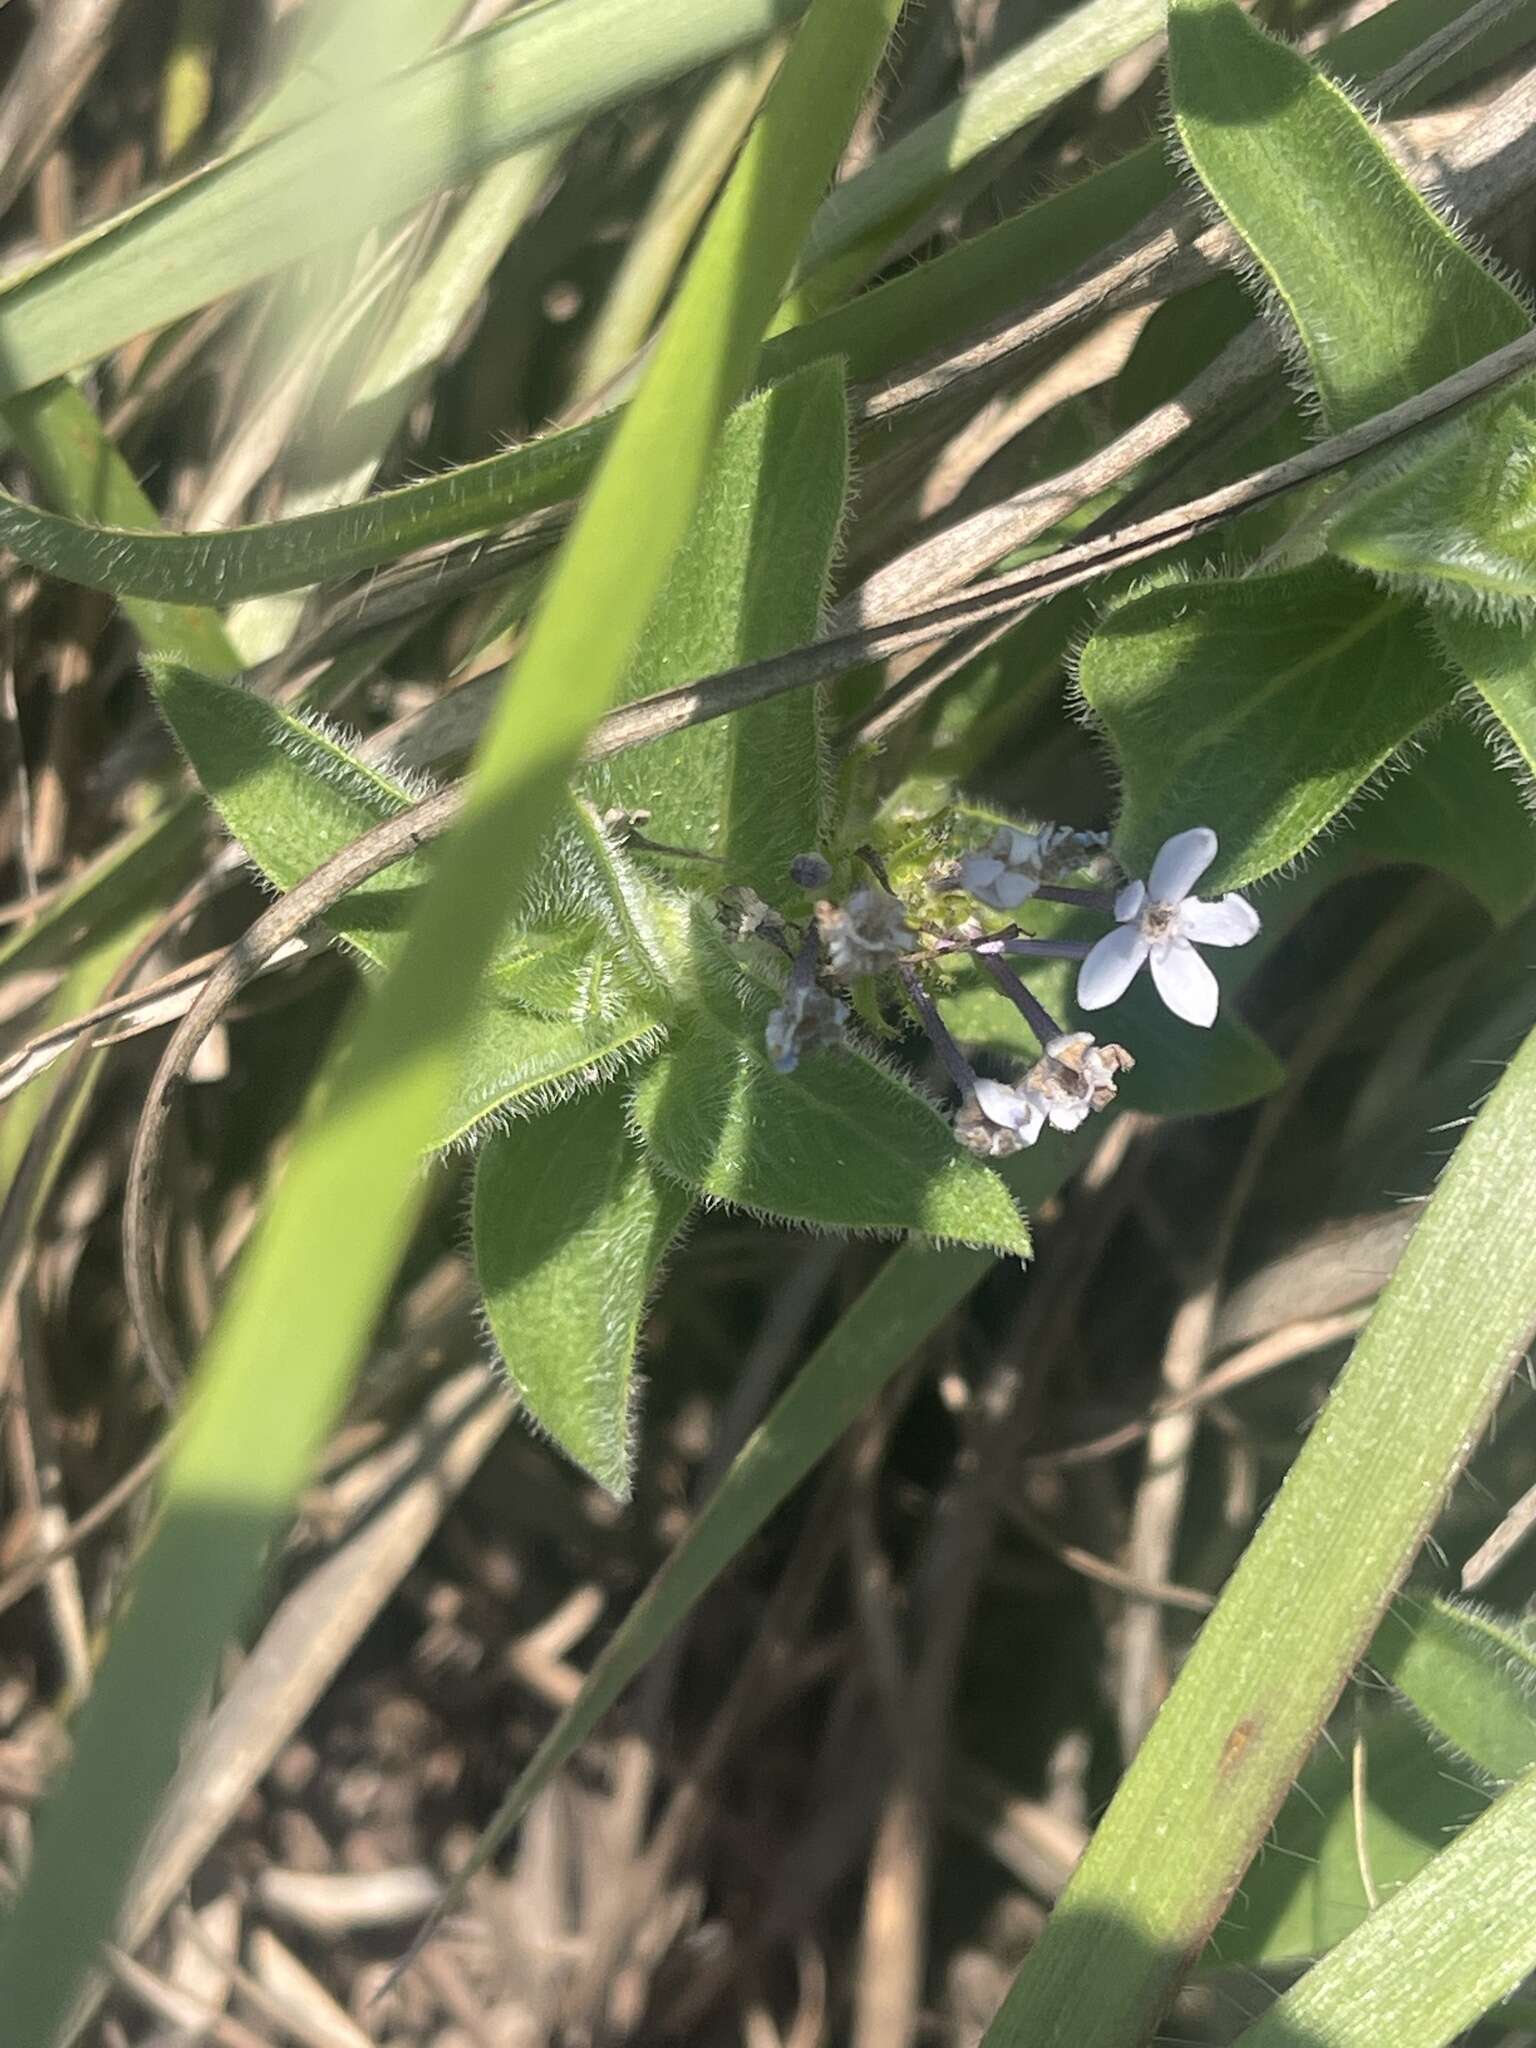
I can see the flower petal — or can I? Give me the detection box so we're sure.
[992,869,1039,909]
[1149,938,1220,1027]
[1076,924,1149,1011]
[958,853,1005,889]
[1114,878,1146,923]
[974,1077,1043,1140]
[1148,826,1218,905]
[1178,892,1261,947]
[1041,1093,1091,1134]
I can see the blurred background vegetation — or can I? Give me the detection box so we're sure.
[0,2,1534,2044]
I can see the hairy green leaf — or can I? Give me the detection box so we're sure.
[1077,563,1449,888]
[1169,0,1530,437]
[1434,608,1536,786]
[474,1085,690,1497]
[1329,396,1536,611]
[588,360,846,895]
[1230,1767,1536,2048]
[1349,714,1536,924]
[1213,1710,1492,1967]
[1371,1590,1536,1785]
[153,664,434,967]
[2,381,240,674]
[153,663,675,1145]
[632,922,1028,1254]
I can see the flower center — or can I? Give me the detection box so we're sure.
[1141,899,1179,942]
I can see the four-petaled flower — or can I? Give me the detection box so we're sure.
[818,886,915,978]
[957,822,1095,911]
[1077,827,1259,1029]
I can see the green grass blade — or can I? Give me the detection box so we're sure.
[1,380,239,673]
[0,3,900,2035]
[978,1020,1536,2047]
[0,0,1502,615]
[1211,1710,1494,1968]
[1231,1769,1536,2048]
[779,0,1167,323]
[0,0,807,403]
[237,0,465,143]
[575,41,784,398]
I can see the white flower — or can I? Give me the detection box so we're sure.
[955,1077,1046,1157]
[956,823,1112,911]
[957,823,1072,911]
[1076,828,1260,1029]
[1025,1032,1135,1132]
[818,887,915,978]
[765,980,847,1073]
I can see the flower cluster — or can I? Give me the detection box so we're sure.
[743,822,1259,1157]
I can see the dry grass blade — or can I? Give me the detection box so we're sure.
[0,0,126,223]
[57,1366,511,2047]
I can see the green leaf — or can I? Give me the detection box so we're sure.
[153,664,434,970]
[1168,0,1536,717]
[631,921,1029,1254]
[1370,1590,1536,1785]
[588,359,847,895]
[1329,393,1536,611]
[0,4,902,2034]
[1168,0,1530,438]
[438,1000,668,1154]
[1076,562,1449,888]
[474,1085,690,1497]
[1213,1710,1491,1967]
[1434,607,1536,786]
[979,1018,1536,2047]
[0,410,607,603]
[1229,1768,1536,2048]
[1348,713,1536,925]
[153,662,678,1146]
